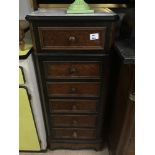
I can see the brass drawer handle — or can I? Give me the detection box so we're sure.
[69,36,76,42]
[72,131,78,138]
[69,87,77,94]
[69,67,77,74]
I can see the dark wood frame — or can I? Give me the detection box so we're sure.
[33,54,110,150]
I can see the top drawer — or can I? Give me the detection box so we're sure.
[38,27,106,51]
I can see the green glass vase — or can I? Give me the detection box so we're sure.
[67,0,94,14]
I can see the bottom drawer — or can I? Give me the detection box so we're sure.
[52,128,96,140]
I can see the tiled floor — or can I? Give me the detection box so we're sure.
[20,148,109,155]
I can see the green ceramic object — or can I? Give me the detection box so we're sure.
[67,0,94,14]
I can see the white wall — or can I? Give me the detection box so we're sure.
[19,0,33,20]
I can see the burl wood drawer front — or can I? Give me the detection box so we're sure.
[38,27,106,50]
[52,128,96,140]
[47,82,100,98]
[51,115,97,127]
[49,99,98,113]
[44,61,100,79]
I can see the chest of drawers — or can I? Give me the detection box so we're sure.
[26,9,118,150]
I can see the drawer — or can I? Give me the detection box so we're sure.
[47,82,100,98]
[38,27,106,50]
[44,61,101,79]
[49,99,98,113]
[51,115,97,127]
[52,128,96,140]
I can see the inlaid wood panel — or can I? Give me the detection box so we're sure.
[52,128,96,140]
[47,82,101,98]
[50,115,97,127]
[44,61,101,79]
[49,99,98,113]
[38,27,106,50]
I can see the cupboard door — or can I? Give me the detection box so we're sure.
[19,87,40,151]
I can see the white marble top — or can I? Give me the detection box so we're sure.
[28,8,117,16]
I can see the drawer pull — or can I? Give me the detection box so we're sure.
[69,87,77,94]
[69,67,77,74]
[72,131,77,138]
[72,105,77,110]
[69,36,76,42]
[72,120,78,126]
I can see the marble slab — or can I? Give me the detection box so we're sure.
[28,8,117,17]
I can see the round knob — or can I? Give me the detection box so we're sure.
[69,67,77,74]
[72,131,77,138]
[72,120,78,126]
[69,36,76,42]
[70,87,77,93]
[72,105,77,110]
